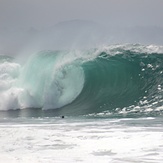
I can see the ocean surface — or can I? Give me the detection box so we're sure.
[0,44,163,162]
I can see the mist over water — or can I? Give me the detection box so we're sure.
[1,19,163,57]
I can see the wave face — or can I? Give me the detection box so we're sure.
[0,44,163,116]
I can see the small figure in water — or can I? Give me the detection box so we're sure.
[61,115,64,119]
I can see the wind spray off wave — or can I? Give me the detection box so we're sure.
[17,51,84,110]
[0,44,163,116]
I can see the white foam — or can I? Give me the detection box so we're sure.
[96,44,163,56]
[0,88,21,110]
[0,118,163,163]
[0,61,21,110]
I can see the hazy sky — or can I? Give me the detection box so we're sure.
[1,0,163,55]
[0,0,163,29]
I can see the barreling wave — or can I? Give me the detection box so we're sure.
[0,44,163,116]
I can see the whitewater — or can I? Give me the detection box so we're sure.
[0,44,163,162]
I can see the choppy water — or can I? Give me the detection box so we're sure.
[0,117,163,163]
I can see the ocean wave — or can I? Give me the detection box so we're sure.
[0,44,162,116]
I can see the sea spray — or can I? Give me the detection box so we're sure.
[0,51,85,110]
[0,56,20,110]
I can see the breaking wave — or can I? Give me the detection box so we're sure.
[0,44,163,116]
